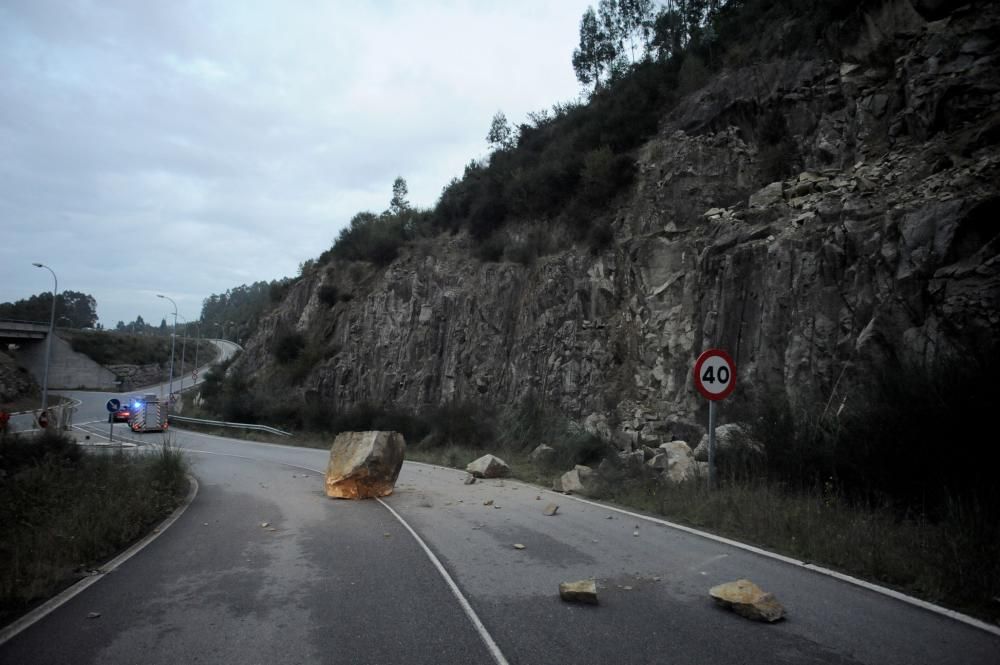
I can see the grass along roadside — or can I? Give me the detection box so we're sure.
[0,430,189,627]
[405,443,1000,626]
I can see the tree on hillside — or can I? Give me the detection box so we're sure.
[486,111,515,152]
[0,290,97,328]
[390,176,410,214]
[603,0,656,64]
[572,6,616,91]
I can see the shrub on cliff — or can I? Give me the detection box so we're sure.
[272,331,305,364]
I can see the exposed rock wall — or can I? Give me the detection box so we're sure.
[0,350,37,405]
[235,1,999,440]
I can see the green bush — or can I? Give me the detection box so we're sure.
[272,331,305,364]
[737,352,1000,521]
[333,212,410,266]
[66,331,172,366]
[317,284,340,306]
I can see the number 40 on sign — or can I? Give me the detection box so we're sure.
[694,349,736,401]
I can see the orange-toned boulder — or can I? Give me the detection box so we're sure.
[325,431,406,499]
[709,579,785,622]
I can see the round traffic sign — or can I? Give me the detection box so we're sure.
[106,398,121,412]
[693,348,736,401]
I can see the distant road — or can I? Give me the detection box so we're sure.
[4,338,239,434]
[0,408,997,663]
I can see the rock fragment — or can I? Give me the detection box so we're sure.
[559,580,599,605]
[543,503,559,516]
[552,465,597,495]
[528,444,556,465]
[709,579,786,622]
[466,454,511,479]
[463,474,476,485]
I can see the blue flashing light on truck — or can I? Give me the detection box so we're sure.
[128,393,169,432]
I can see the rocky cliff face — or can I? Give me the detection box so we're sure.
[0,350,38,405]
[235,0,999,442]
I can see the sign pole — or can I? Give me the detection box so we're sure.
[708,400,717,491]
[693,348,736,493]
[109,416,114,444]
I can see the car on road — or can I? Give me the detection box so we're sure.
[110,402,131,423]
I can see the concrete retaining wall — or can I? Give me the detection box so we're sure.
[15,333,119,390]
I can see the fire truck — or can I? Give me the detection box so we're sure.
[128,394,169,433]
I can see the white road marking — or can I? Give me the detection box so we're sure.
[182,446,511,665]
[377,498,511,665]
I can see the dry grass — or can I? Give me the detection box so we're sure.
[0,431,189,625]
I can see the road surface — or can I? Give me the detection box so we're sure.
[4,339,240,434]
[1,388,997,664]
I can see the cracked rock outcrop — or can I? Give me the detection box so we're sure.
[233,1,1000,441]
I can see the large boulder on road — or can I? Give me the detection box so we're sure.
[325,431,406,499]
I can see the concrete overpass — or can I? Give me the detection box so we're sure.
[1,319,119,390]
[0,319,50,342]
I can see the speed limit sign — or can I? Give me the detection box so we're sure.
[693,349,736,401]
[694,348,736,491]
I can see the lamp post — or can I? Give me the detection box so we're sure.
[193,320,201,372]
[32,263,58,411]
[156,294,177,406]
[177,314,188,393]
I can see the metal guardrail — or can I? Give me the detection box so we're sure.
[168,415,293,437]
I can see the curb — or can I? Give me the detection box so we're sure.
[0,474,200,646]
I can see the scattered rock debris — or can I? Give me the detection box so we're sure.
[260,522,270,528]
[543,503,559,516]
[86,612,101,619]
[709,579,786,623]
[466,454,511,479]
[464,474,476,485]
[513,544,525,550]
[559,580,599,605]
[483,499,494,506]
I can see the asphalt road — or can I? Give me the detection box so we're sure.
[2,387,998,664]
[4,338,240,434]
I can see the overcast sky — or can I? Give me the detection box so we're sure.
[0,0,592,328]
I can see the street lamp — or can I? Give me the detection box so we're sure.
[177,314,189,393]
[156,294,177,406]
[32,263,58,411]
[192,320,201,372]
